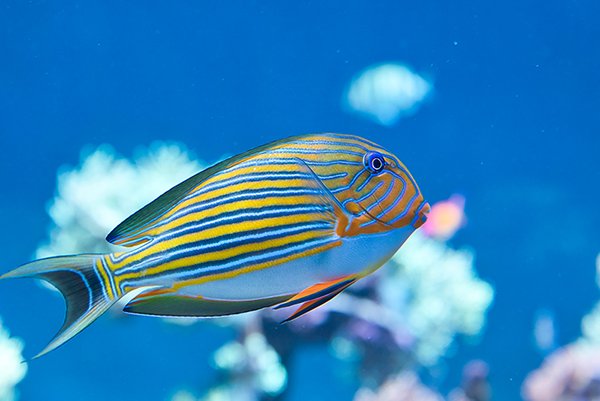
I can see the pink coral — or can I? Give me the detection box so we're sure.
[421,194,466,240]
[522,343,600,401]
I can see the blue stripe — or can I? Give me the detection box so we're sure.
[185,171,314,201]
[156,187,324,230]
[319,171,349,180]
[91,261,110,302]
[44,267,93,311]
[364,179,396,214]
[101,257,118,298]
[120,236,337,290]
[114,220,333,275]
[371,172,407,217]
[368,191,420,227]
[112,203,331,265]
[289,138,371,153]
[356,173,373,192]
[325,133,387,151]
[331,168,368,193]
[269,148,364,157]
[410,200,429,227]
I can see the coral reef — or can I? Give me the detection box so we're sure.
[36,143,204,258]
[522,343,600,401]
[176,325,287,401]
[448,360,491,401]
[209,330,287,399]
[343,63,432,126]
[522,253,600,401]
[0,320,27,401]
[380,231,494,366]
[353,372,444,401]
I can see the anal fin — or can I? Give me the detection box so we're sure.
[124,290,292,317]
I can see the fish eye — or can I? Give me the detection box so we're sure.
[364,151,386,174]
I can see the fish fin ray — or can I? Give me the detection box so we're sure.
[2,255,119,358]
[281,288,348,323]
[106,135,312,246]
[123,290,292,317]
[274,275,357,309]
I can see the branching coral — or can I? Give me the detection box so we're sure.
[522,253,600,401]
[194,330,287,401]
[0,320,27,401]
[212,331,287,397]
[522,343,600,401]
[353,372,444,401]
[448,360,491,401]
[379,232,494,366]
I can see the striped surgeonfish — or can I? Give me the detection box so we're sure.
[1,133,430,358]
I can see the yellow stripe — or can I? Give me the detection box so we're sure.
[116,227,334,282]
[151,193,328,235]
[95,259,114,300]
[171,240,342,289]
[111,138,368,243]
[120,212,331,267]
[149,176,317,229]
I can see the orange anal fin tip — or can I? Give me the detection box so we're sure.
[281,291,341,324]
[274,276,357,310]
[278,277,357,323]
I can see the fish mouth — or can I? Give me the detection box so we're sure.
[413,201,431,229]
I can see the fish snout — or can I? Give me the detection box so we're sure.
[413,201,431,229]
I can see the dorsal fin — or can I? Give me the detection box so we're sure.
[106,135,307,246]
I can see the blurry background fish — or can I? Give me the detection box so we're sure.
[0,1,598,401]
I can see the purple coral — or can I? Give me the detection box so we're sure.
[353,372,444,401]
[522,343,600,401]
[449,360,491,401]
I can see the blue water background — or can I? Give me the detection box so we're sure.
[1,1,599,400]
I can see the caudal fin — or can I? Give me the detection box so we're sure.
[1,254,119,358]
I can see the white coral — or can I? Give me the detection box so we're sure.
[379,232,494,366]
[344,63,432,126]
[212,332,287,397]
[0,320,27,401]
[36,143,205,257]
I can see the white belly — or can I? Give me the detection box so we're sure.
[182,225,415,300]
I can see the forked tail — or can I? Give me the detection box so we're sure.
[1,254,119,358]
